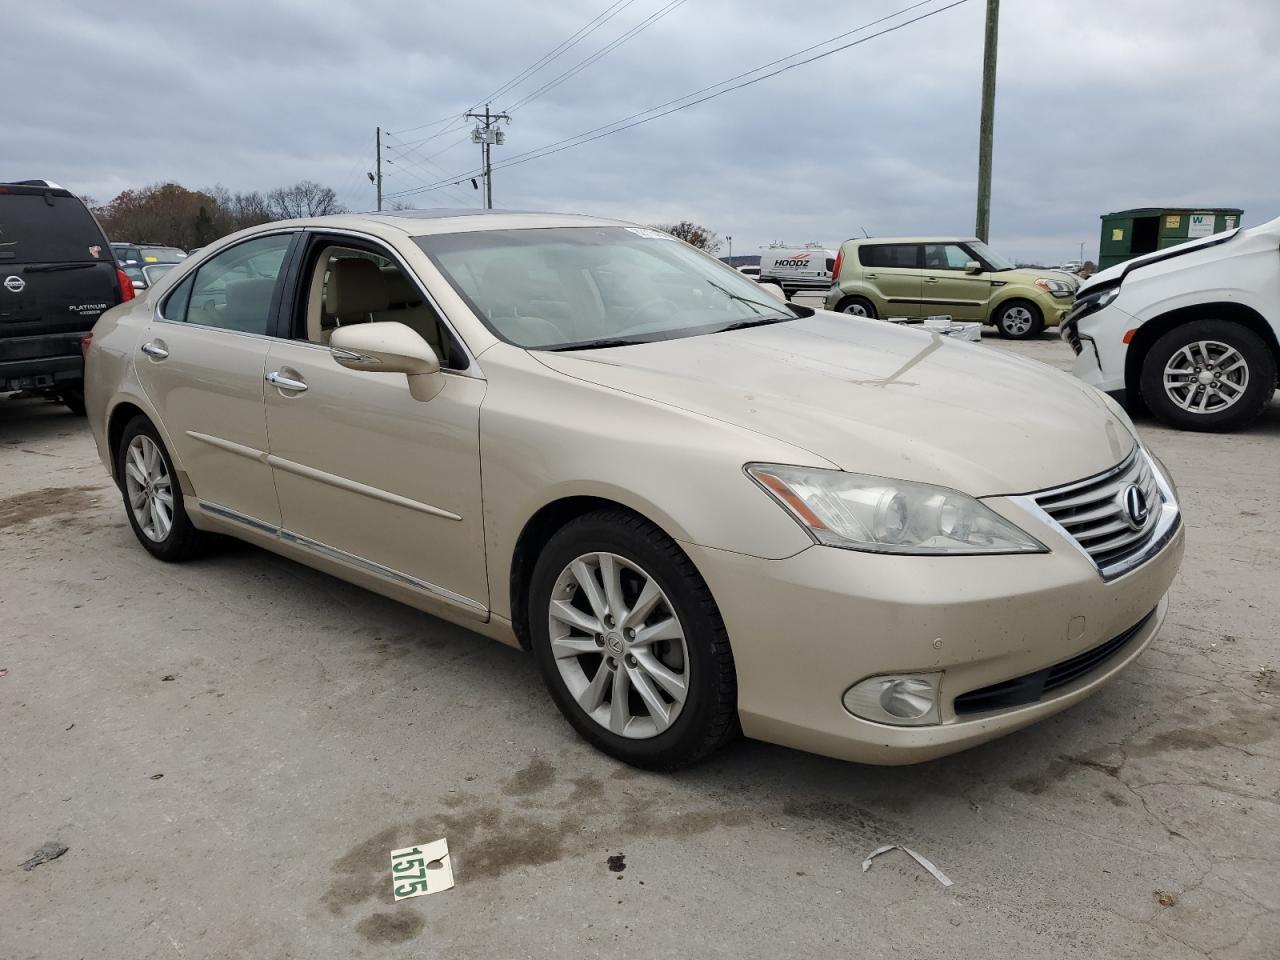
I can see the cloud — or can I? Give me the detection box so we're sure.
[5,0,1276,263]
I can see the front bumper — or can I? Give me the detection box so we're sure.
[1065,302,1132,394]
[684,516,1183,765]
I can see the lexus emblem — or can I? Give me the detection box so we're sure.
[1121,483,1149,531]
[3,275,24,293]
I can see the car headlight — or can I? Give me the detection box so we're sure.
[746,463,1047,555]
[1035,277,1074,297]
[1072,284,1120,321]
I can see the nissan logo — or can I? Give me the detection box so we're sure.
[1121,483,1149,531]
[3,275,25,293]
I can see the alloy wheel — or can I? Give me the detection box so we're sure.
[1162,340,1249,414]
[842,301,870,316]
[1001,305,1035,336]
[123,435,174,542]
[547,551,689,739]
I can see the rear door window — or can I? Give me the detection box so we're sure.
[180,234,293,334]
[858,244,919,269]
[0,190,109,264]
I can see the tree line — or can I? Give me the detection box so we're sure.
[89,181,347,250]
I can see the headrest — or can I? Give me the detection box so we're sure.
[381,267,422,305]
[224,277,276,318]
[325,258,389,316]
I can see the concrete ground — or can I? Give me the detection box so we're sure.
[3,326,1278,959]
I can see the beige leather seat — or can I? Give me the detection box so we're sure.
[321,258,389,343]
[372,267,444,356]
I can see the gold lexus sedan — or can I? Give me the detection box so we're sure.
[84,211,1184,769]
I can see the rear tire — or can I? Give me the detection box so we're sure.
[116,415,209,561]
[836,296,878,319]
[993,300,1044,339]
[1140,319,1276,432]
[59,385,86,416]
[528,509,739,769]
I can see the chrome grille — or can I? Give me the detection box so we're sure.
[1060,314,1082,355]
[1030,448,1170,578]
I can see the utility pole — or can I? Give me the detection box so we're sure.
[466,104,510,209]
[974,0,999,242]
[727,235,733,259]
[375,126,383,211]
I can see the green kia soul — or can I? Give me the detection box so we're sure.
[824,236,1078,339]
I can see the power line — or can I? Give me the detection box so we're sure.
[384,0,642,141]
[384,0,969,201]
[503,0,692,113]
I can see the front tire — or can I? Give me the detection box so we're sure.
[993,300,1044,339]
[1140,319,1276,432]
[116,416,209,561]
[528,510,738,769]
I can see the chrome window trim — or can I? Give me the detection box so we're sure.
[1008,447,1181,581]
[196,499,486,614]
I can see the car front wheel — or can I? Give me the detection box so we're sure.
[993,300,1044,339]
[528,510,738,769]
[1140,320,1276,432]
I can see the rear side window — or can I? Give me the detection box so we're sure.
[163,274,194,321]
[175,234,293,334]
[0,190,109,264]
[858,244,919,269]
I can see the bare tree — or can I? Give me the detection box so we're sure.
[651,220,722,254]
[265,180,346,219]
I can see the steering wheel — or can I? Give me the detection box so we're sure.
[615,296,676,330]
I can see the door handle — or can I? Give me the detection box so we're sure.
[923,277,939,283]
[140,340,168,359]
[266,371,308,392]
[865,273,878,279]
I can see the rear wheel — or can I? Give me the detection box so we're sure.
[837,296,877,319]
[1140,319,1276,432]
[528,510,738,769]
[993,300,1043,339]
[59,385,86,416]
[116,416,209,561]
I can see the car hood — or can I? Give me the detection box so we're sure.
[995,268,1079,289]
[534,312,1135,497]
[1079,227,1242,293]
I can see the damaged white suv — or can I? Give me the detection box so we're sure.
[1064,216,1279,431]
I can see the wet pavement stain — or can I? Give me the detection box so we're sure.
[355,909,425,944]
[0,485,101,530]
[502,756,557,796]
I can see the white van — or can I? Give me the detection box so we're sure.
[758,245,837,300]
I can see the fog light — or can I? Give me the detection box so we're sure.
[843,672,943,726]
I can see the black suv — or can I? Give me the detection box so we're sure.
[1,180,131,413]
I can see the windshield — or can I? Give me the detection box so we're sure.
[967,240,1015,271]
[139,246,187,263]
[416,226,792,349]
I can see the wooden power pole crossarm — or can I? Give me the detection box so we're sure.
[975,0,999,243]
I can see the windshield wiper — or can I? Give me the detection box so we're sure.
[23,263,95,273]
[714,316,792,333]
[704,279,791,317]
[549,337,649,351]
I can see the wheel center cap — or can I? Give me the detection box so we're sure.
[1197,370,1215,385]
[604,633,625,657]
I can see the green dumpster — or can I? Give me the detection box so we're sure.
[1098,207,1242,269]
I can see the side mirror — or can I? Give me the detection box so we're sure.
[132,280,146,290]
[757,281,787,302]
[964,260,982,274]
[329,321,444,402]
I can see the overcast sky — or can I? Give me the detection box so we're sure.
[7,0,1278,263]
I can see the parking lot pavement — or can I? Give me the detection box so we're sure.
[3,332,1278,960]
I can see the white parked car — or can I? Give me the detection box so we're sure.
[1065,217,1279,431]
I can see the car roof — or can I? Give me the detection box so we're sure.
[844,236,982,245]
[264,209,633,237]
